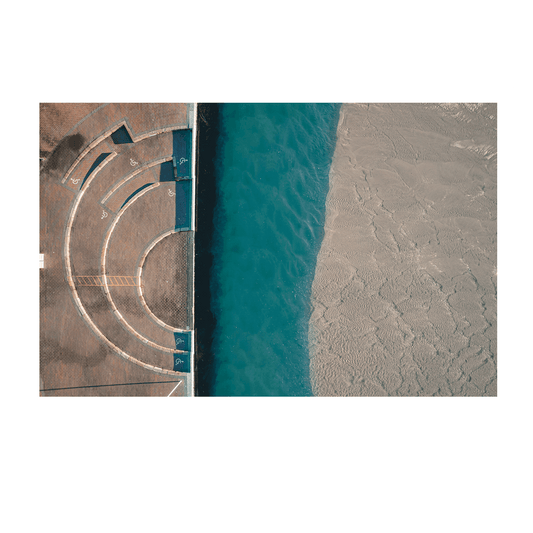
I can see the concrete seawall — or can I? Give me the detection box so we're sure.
[193,103,220,396]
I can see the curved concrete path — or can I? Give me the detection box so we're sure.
[49,104,195,390]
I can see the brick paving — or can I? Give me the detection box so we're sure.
[104,167,158,213]
[142,231,190,330]
[40,103,195,396]
[40,103,103,157]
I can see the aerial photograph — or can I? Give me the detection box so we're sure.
[39,102,496,396]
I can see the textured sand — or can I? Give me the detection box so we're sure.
[309,103,496,396]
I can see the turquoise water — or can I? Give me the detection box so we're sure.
[211,103,340,396]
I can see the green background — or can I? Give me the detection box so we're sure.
[0,2,532,532]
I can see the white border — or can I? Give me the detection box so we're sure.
[18,84,516,416]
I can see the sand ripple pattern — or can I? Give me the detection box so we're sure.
[310,103,497,396]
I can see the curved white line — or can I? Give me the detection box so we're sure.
[100,183,187,354]
[63,162,185,376]
[101,156,172,205]
[62,127,119,184]
[136,230,188,333]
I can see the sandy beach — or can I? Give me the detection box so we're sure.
[309,103,497,396]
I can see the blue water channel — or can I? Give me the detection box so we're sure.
[210,103,340,396]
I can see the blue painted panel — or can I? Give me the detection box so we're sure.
[172,130,192,178]
[173,352,190,373]
[174,331,191,351]
[111,126,133,144]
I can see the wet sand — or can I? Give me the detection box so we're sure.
[309,103,497,396]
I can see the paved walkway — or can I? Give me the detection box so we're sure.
[40,103,196,396]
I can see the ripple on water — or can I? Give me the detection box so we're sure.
[211,103,340,396]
